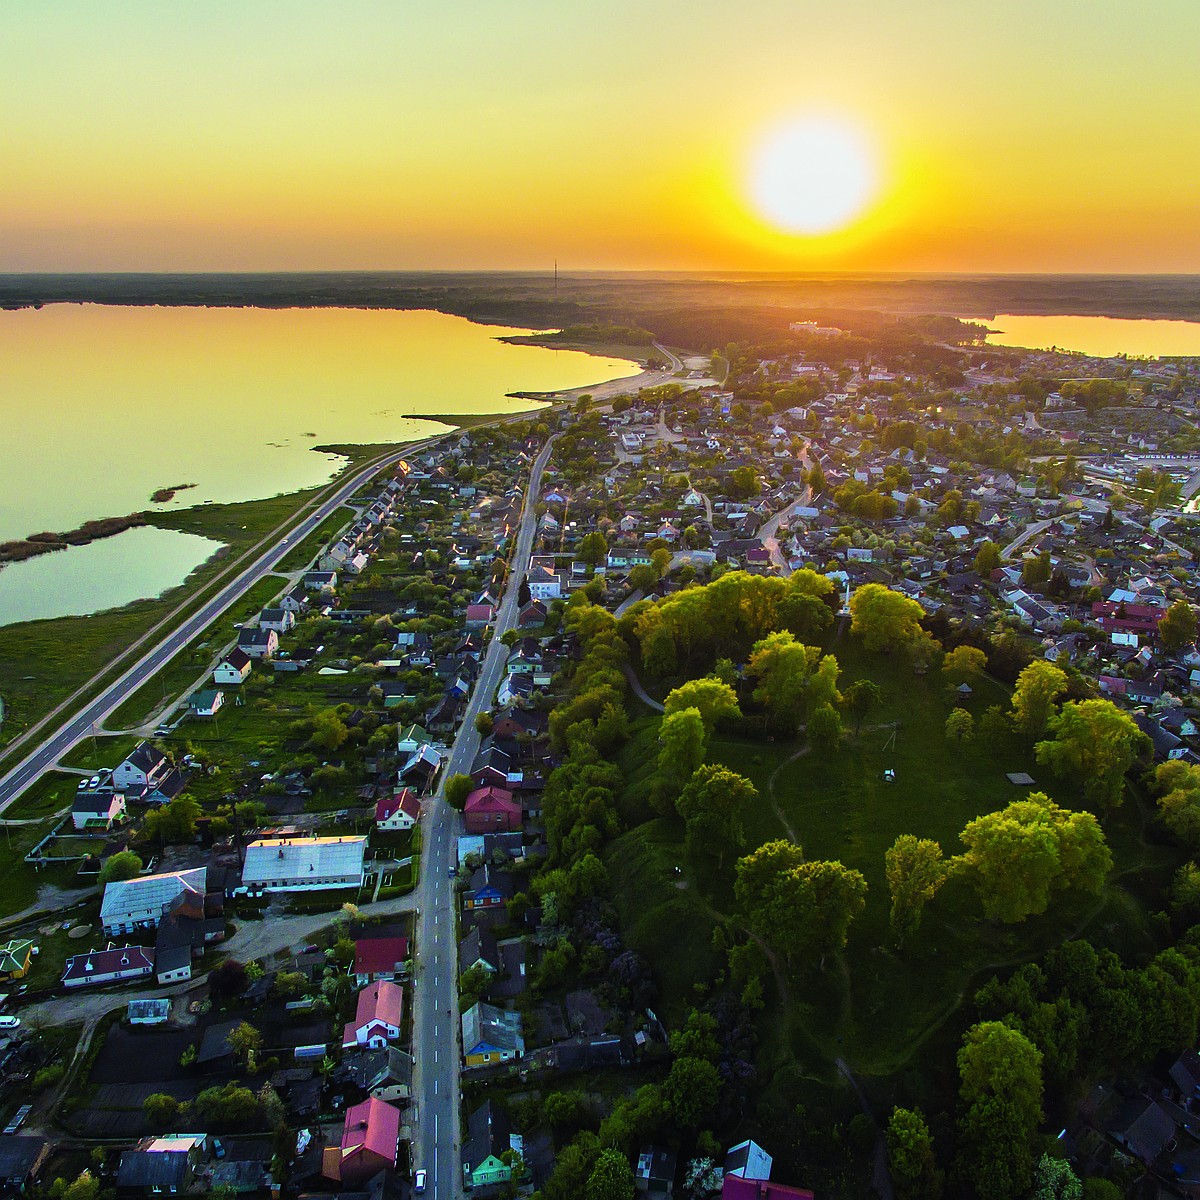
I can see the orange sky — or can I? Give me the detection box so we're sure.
[3,1,1198,272]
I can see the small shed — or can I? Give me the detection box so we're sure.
[128,998,172,1025]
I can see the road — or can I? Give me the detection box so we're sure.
[1001,517,1054,561]
[410,434,557,1200]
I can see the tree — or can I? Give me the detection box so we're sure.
[1022,550,1052,588]
[808,702,843,754]
[657,708,707,794]
[849,584,926,652]
[307,707,349,752]
[143,1092,181,1130]
[208,958,248,1000]
[1035,699,1149,808]
[886,1106,943,1200]
[60,1172,100,1200]
[1032,1155,1082,1200]
[956,1021,1043,1200]
[474,711,493,736]
[577,531,609,567]
[1010,661,1068,743]
[748,631,838,733]
[676,765,757,870]
[1152,759,1200,846]
[226,1021,263,1068]
[585,1148,635,1200]
[974,540,1001,576]
[843,678,882,734]
[958,793,1112,923]
[663,678,741,731]
[735,841,867,967]
[272,971,306,999]
[99,850,143,885]
[885,836,948,947]
[444,773,474,809]
[194,1082,260,1129]
[942,645,987,686]
[1159,598,1198,651]
[544,1133,602,1200]
[663,1056,720,1127]
[945,708,974,741]
[728,465,760,499]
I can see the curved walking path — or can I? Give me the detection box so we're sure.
[622,662,664,712]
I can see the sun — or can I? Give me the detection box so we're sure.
[748,114,878,236]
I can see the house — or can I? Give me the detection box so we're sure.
[466,603,495,628]
[721,1180,815,1200]
[112,741,172,792]
[322,1097,401,1186]
[463,786,522,834]
[636,1145,679,1196]
[303,570,337,591]
[342,980,404,1049]
[187,689,225,718]
[341,1045,414,1105]
[353,937,410,986]
[155,944,193,986]
[463,1100,514,1190]
[118,1136,207,1196]
[213,649,253,686]
[518,599,547,627]
[101,867,208,936]
[62,944,154,989]
[237,627,278,660]
[398,744,442,792]
[395,723,431,754]
[462,864,514,911]
[72,784,127,831]
[279,585,309,614]
[0,1136,50,1194]
[526,566,562,601]
[725,1141,774,1180]
[461,1002,524,1067]
[0,941,33,982]
[375,788,421,832]
[458,926,499,977]
[1107,1094,1179,1164]
[127,999,172,1025]
[258,607,295,634]
[240,836,367,894]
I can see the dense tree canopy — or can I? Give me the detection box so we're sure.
[885,835,949,946]
[99,850,143,885]
[1160,599,1198,651]
[848,584,926,652]
[1035,699,1149,808]
[958,793,1111,923]
[1010,661,1068,743]
[662,677,741,731]
[676,765,757,870]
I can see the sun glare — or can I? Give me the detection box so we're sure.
[749,115,878,236]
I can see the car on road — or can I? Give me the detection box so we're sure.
[448,866,457,877]
[0,1016,21,1029]
[413,1170,426,1193]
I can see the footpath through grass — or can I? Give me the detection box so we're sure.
[609,637,1173,1091]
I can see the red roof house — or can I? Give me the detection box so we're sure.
[342,979,404,1049]
[353,936,410,986]
[375,788,421,831]
[722,1178,815,1200]
[466,604,495,628]
[323,1097,401,1185]
[463,786,522,834]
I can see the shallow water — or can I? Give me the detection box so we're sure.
[980,313,1200,359]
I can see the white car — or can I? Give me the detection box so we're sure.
[0,1016,21,1029]
[413,1170,427,1193]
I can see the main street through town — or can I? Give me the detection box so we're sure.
[410,435,557,1200]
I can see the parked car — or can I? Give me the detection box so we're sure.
[414,1170,427,1193]
[0,1017,21,1029]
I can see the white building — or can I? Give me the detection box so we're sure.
[240,836,367,894]
[101,868,209,936]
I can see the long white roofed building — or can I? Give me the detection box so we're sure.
[240,836,368,894]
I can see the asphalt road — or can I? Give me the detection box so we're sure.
[0,440,449,812]
[410,435,556,1200]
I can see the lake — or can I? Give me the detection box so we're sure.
[981,313,1200,359]
[0,305,637,624]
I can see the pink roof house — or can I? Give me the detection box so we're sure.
[375,787,421,831]
[353,936,410,986]
[342,980,404,1050]
[323,1097,401,1185]
[463,785,522,834]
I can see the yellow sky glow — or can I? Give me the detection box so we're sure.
[2,1,1198,272]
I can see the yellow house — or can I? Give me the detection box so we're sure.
[0,940,34,981]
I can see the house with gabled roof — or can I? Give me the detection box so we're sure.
[62,944,154,989]
[375,788,421,832]
[461,1001,524,1068]
[353,936,409,986]
[112,741,171,792]
[101,867,208,936]
[213,648,252,686]
[463,786,522,834]
[463,1100,514,1189]
[342,981,404,1050]
[322,1097,401,1186]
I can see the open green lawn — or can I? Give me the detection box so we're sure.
[4,772,79,821]
[0,822,85,920]
[59,735,139,773]
[610,637,1176,1088]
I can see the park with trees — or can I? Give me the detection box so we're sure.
[513,568,1194,1198]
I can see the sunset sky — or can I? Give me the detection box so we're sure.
[3,0,1198,273]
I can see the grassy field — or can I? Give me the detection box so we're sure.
[107,576,287,730]
[58,735,139,773]
[609,635,1175,1092]
[3,772,79,822]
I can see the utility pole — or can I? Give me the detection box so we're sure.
[553,258,558,298]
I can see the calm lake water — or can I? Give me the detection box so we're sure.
[0,305,637,624]
[981,313,1200,358]
[0,526,222,628]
